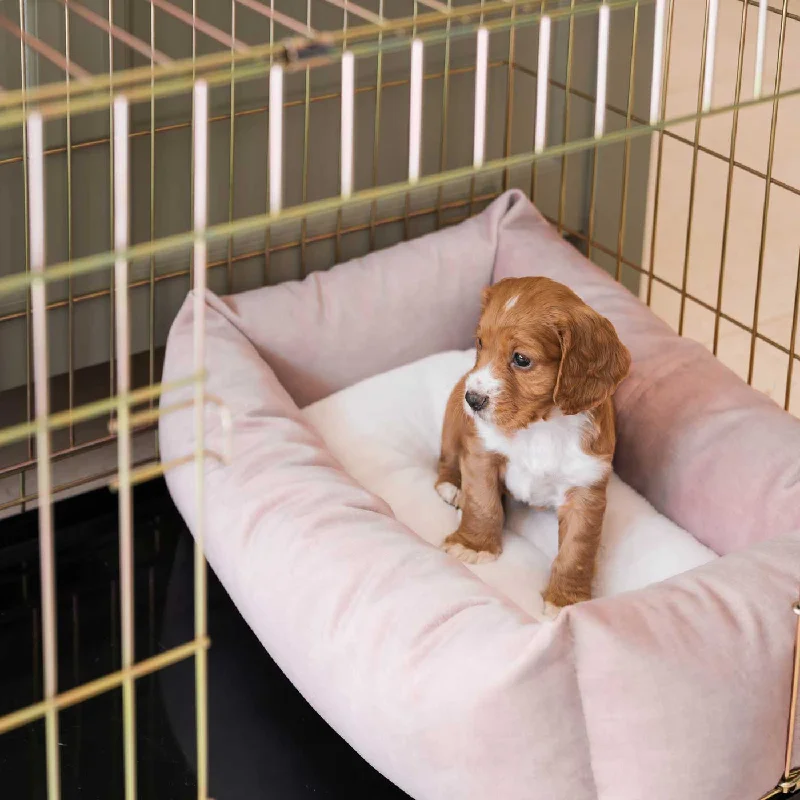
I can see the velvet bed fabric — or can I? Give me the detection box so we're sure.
[161,191,800,799]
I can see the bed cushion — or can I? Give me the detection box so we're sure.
[212,190,800,555]
[161,192,800,800]
[303,350,716,619]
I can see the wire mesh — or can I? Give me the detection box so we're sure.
[1,1,800,798]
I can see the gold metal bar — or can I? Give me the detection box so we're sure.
[235,0,314,37]
[0,639,209,737]
[0,0,656,130]
[109,578,120,792]
[645,0,675,306]
[109,393,229,435]
[760,771,800,800]
[555,219,800,366]
[27,111,62,800]
[676,0,711,336]
[0,152,503,326]
[785,601,800,780]
[367,0,383,248]
[556,0,576,233]
[0,12,89,78]
[586,145,599,259]
[146,571,156,795]
[785,251,800,412]
[107,446,231,490]
[747,0,788,385]
[614,1,639,282]
[192,79,210,800]
[0,375,201,449]
[0,451,159,513]
[111,399,192,432]
[112,94,137,800]
[0,0,645,116]
[712,0,748,355]
[56,0,171,64]
[5,62,795,196]
[70,594,81,779]
[6,83,800,300]
[6,61,800,306]
[107,453,190,489]
[149,0,248,50]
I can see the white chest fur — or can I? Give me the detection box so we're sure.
[475,411,608,509]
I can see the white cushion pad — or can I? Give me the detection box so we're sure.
[303,351,717,620]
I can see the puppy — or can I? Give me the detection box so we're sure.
[435,276,630,613]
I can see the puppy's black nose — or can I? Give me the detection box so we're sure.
[465,390,489,412]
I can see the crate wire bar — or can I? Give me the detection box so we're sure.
[0,1,800,799]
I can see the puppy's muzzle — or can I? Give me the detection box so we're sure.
[465,390,489,412]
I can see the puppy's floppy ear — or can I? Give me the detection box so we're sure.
[553,306,630,415]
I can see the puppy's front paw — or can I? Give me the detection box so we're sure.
[436,481,463,509]
[541,601,562,622]
[442,535,499,564]
[542,585,591,610]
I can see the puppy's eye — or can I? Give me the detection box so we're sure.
[512,352,532,369]
[476,337,482,351]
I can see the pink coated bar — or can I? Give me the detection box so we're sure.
[473,27,488,168]
[149,0,248,51]
[701,0,719,113]
[27,110,63,800]
[408,38,423,182]
[649,0,666,125]
[0,13,90,79]
[754,0,768,98]
[340,51,354,198]
[57,0,171,65]
[319,0,384,26]
[192,79,211,800]
[534,15,551,154]
[235,0,314,37]
[594,3,610,139]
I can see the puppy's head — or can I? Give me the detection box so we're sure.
[464,277,630,431]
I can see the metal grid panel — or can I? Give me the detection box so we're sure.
[1,1,800,798]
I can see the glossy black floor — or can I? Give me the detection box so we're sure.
[0,480,409,799]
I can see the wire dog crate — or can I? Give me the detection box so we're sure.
[0,0,799,798]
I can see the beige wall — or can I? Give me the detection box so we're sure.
[642,0,800,413]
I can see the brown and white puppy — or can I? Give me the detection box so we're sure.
[435,276,630,614]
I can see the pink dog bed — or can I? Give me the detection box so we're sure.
[160,191,800,800]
